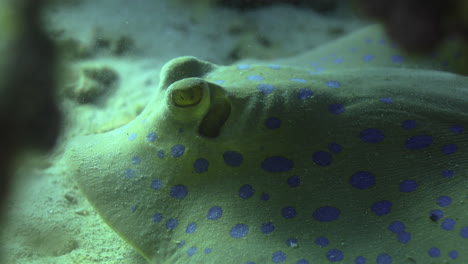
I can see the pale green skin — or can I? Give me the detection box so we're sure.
[67,25,468,264]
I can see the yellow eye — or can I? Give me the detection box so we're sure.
[172,84,204,107]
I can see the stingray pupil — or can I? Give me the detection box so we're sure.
[172,84,203,107]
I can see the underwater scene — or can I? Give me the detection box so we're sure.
[0,0,467,263]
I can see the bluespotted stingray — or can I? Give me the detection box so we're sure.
[67,24,468,264]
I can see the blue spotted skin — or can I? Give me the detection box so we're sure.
[67,25,468,264]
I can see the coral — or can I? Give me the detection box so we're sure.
[54,28,135,60]
[63,63,119,104]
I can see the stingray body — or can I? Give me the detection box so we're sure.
[67,25,468,264]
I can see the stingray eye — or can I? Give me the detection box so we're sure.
[172,84,203,107]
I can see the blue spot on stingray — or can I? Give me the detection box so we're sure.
[286,238,298,247]
[178,128,184,133]
[230,224,249,238]
[247,75,264,81]
[354,256,367,264]
[328,103,345,114]
[239,184,255,199]
[401,120,416,130]
[398,232,412,243]
[187,247,197,257]
[194,158,209,173]
[260,193,270,201]
[371,200,392,216]
[405,135,433,149]
[311,61,320,66]
[400,180,418,192]
[310,67,325,74]
[186,222,197,234]
[297,88,314,100]
[460,227,468,238]
[128,133,137,141]
[131,156,141,164]
[313,151,333,166]
[123,168,135,178]
[350,171,376,189]
[245,262,255,264]
[451,124,464,134]
[328,143,342,153]
[146,131,157,142]
[152,213,163,223]
[334,58,344,63]
[291,78,307,83]
[380,97,394,104]
[360,128,385,143]
[376,253,392,264]
[442,169,454,178]
[223,151,243,167]
[362,54,374,61]
[326,249,344,262]
[282,206,297,219]
[177,240,186,248]
[272,251,287,263]
[170,185,188,199]
[131,205,137,212]
[297,259,309,264]
[441,218,456,230]
[315,236,329,247]
[165,218,178,230]
[437,196,452,207]
[237,64,250,70]
[261,222,275,234]
[265,117,281,129]
[392,55,404,63]
[214,80,225,84]
[326,80,341,88]
[428,247,441,258]
[269,64,281,69]
[261,156,293,172]
[204,248,212,254]
[170,144,185,157]
[313,206,341,222]
[287,175,300,187]
[389,221,405,233]
[150,179,162,190]
[257,84,275,94]
[449,250,459,259]
[157,150,164,159]
[207,206,223,220]
[430,210,444,221]
[442,144,458,155]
